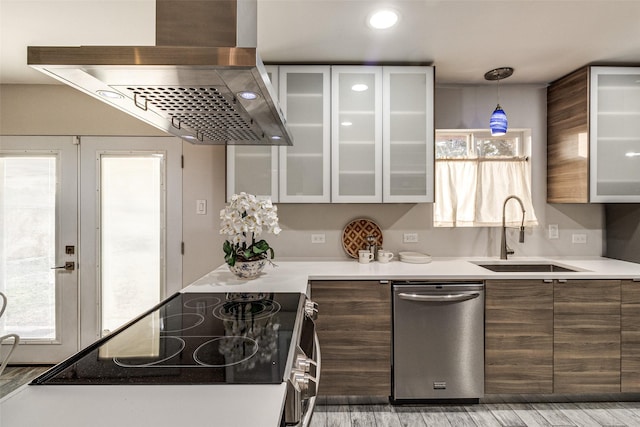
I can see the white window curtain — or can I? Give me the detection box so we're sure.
[434,158,538,227]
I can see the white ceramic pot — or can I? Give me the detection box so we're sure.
[228,258,268,279]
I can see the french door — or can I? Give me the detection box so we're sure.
[0,136,79,363]
[79,137,182,349]
[0,136,182,363]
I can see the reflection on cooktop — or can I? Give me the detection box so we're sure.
[33,292,302,385]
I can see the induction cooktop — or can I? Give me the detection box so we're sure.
[32,292,304,385]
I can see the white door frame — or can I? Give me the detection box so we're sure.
[79,136,182,349]
[0,135,79,363]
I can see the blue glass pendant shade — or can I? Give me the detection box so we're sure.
[490,104,508,136]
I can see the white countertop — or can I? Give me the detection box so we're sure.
[185,256,640,295]
[4,256,639,427]
[0,384,287,427]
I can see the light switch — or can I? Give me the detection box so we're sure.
[196,199,207,215]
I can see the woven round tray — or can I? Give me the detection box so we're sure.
[341,218,383,258]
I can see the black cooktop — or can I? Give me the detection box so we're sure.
[32,292,303,385]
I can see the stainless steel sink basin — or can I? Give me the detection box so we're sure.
[476,263,578,273]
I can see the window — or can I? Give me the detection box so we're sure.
[100,154,164,335]
[436,131,524,159]
[434,129,538,227]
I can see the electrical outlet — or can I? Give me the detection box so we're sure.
[403,233,419,243]
[572,233,587,244]
[311,234,326,244]
[548,224,559,239]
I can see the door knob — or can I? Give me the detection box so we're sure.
[51,262,75,271]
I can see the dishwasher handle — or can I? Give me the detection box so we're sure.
[396,292,480,303]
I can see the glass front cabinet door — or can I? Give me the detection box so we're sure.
[226,66,279,202]
[278,66,331,202]
[331,66,383,203]
[331,65,434,203]
[590,66,640,202]
[383,66,434,202]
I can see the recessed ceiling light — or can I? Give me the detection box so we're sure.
[368,9,399,30]
[351,84,368,92]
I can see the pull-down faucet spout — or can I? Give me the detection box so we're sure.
[500,195,526,260]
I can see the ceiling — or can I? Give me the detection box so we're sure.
[2,0,640,86]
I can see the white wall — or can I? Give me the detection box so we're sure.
[1,82,605,277]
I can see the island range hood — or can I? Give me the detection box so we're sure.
[27,0,293,146]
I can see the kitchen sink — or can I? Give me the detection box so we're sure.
[475,263,578,273]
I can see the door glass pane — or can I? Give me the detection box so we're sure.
[337,72,377,196]
[0,156,56,340]
[285,72,325,196]
[101,155,164,334]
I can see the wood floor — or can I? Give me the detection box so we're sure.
[0,366,50,399]
[309,397,640,427]
[4,369,640,426]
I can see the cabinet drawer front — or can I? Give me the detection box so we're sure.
[319,371,389,396]
[318,331,390,347]
[311,280,390,301]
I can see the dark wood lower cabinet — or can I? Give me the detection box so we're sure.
[485,280,554,394]
[312,278,639,398]
[309,280,391,397]
[622,280,640,392]
[553,280,621,393]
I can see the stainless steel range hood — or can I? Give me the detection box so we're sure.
[27,0,293,146]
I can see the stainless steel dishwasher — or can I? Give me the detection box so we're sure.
[392,281,484,402]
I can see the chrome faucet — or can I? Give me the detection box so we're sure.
[500,195,526,260]
[366,235,378,261]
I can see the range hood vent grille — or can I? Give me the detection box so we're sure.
[119,85,263,142]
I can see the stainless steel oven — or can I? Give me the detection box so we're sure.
[284,301,320,426]
[392,281,484,402]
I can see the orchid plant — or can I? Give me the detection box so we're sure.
[220,193,281,267]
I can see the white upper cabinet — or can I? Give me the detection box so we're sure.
[227,65,435,203]
[278,66,331,202]
[590,66,640,202]
[226,66,279,202]
[383,66,434,202]
[332,65,434,203]
[331,66,383,203]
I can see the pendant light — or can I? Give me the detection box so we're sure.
[484,67,513,136]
